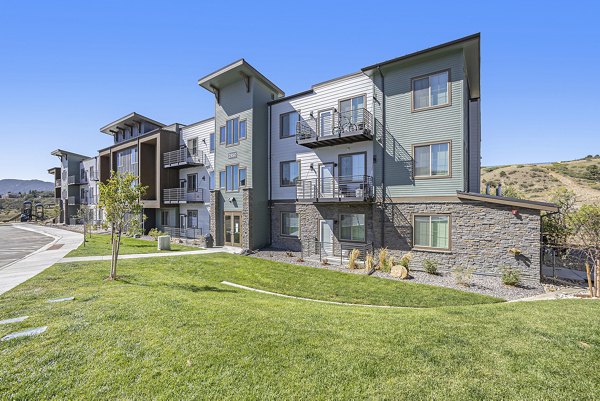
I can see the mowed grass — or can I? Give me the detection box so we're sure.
[0,254,599,399]
[65,233,198,257]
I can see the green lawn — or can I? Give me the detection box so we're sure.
[1,254,599,399]
[66,233,198,257]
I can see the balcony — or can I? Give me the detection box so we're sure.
[163,188,207,204]
[89,171,99,181]
[67,196,79,205]
[162,226,204,239]
[67,175,80,185]
[296,175,374,202]
[81,195,97,205]
[55,179,61,187]
[296,108,373,148]
[163,148,206,168]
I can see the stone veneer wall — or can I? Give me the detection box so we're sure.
[209,190,222,246]
[270,200,542,283]
[242,188,253,249]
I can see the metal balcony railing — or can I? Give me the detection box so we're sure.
[300,239,373,265]
[163,226,204,239]
[296,108,373,148]
[81,195,97,205]
[89,171,99,181]
[163,148,206,168]
[163,188,206,204]
[296,175,373,201]
[68,175,80,185]
[67,196,78,205]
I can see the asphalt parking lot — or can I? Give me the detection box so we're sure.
[0,225,53,269]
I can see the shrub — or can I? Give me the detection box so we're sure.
[348,249,360,269]
[499,170,507,177]
[365,252,374,273]
[148,228,164,241]
[285,251,294,257]
[321,257,329,265]
[453,265,475,286]
[296,257,305,263]
[423,259,438,275]
[501,266,521,286]
[381,256,393,273]
[398,252,413,274]
[378,248,388,271]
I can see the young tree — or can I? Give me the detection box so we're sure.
[542,188,577,245]
[98,172,147,280]
[75,204,95,246]
[568,205,600,297]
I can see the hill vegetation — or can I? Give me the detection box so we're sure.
[481,155,600,206]
[0,179,53,194]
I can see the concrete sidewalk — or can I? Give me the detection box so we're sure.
[58,246,240,263]
[0,224,83,295]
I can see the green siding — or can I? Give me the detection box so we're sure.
[380,49,466,197]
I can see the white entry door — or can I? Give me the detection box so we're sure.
[319,219,334,256]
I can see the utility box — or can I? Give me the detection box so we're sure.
[157,235,171,251]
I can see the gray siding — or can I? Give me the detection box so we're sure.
[381,49,466,197]
[468,98,481,192]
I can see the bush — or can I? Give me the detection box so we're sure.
[398,252,413,274]
[365,252,374,273]
[348,249,360,269]
[381,256,394,273]
[423,259,438,275]
[499,171,507,177]
[378,248,388,271]
[453,265,475,286]
[148,228,165,241]
[501,266,521,286]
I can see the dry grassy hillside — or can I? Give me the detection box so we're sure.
[481,156,600,206]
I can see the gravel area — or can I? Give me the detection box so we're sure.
[250,248,547,301]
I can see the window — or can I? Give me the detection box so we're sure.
[161,210,170,226]
[318,109,333,136]
[340,214,365,242]
[280,111,299,138]
[209,171,215,190]
[219,171,226,189]
[280,160,300,186]
[281,212,299,237]
[239,120,247,139]
[219,126,226,144]
[414,215,450,250]
[131,148,138,164]
[209,133,215,153]
[239,168,247,187]
[187,210,198,229]
[414,142,450,177]
[339,153,366,180]
[225,117,239,145]
[226,165,239,191]
[412,70,449,110]
[188,138,198,156]
[339,95,365,124]
[187,174,197,192]
[117,152,123,167]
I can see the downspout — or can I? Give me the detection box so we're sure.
[268,103,273,246]
[377,66,386,248]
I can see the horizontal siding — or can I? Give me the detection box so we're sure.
[270,73,374,200]
[182,118,215,170]
[383,49,466,197]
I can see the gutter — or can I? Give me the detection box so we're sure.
[377,66,386,248]
[268,104,273,245]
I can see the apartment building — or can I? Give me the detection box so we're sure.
[202,33,557,282]
[50,149,93,224]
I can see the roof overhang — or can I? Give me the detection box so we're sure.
[47,167,60,174]
[198,59,285,98]
[99,112,165,136]
[362,33,480,99]
[50,149,90,159]
[457,191,558,212]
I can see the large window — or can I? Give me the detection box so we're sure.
[161,210,170,226]
[414,215,450,250]
[280,111,299,138]
[219,126,226,144]
[281,212,299,237]
[225,117,239,145]
[339,152,366,180]
[131,148,138,164]
[412,70,450,110]
[340,214,365,242]
[209,171,215,190]
[187,210,198,229]
[219,171,226,189]
[188,138,198,156]
[239,168,247,187]
[414,142,450,177]
[280,160,300,186]
[187,174,197,192]
[209,133,215,153]
[226,165,239,191]
[240,120,247,140]
[339,95,366,124]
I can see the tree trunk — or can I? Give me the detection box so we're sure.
[111,230,122,280]
[595,260,600,298]
[586,263,593,298]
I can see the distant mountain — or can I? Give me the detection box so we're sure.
[0,179,54,194]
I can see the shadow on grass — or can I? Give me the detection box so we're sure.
[118,278,238,294]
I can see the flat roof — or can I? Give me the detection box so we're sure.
[198,59,285,98]
[50,149,90,159]
[99,112,165,136]
[457,191,558,212]
[47,167,60,174]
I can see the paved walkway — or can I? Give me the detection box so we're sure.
[0,225,54,268]
[0,224,83,295]
[58,246,240,263]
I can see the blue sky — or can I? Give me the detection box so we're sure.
[0,0,598,181]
